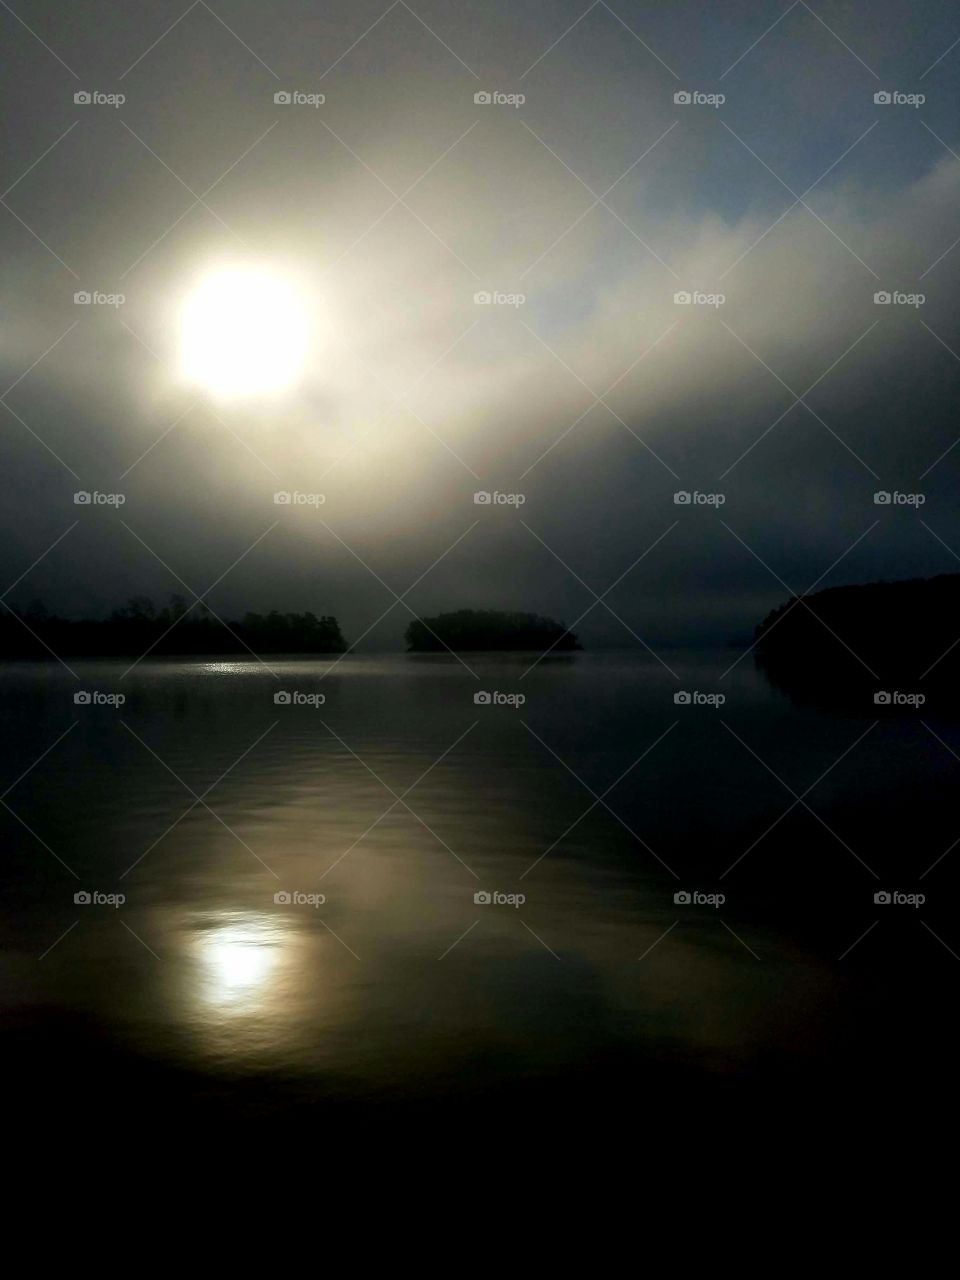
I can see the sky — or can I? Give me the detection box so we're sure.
[2,0,960,648]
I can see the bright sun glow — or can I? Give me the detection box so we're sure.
[180,268,310,398]
[200,919,280,1008]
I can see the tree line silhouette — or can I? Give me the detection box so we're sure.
[754,573,960,703]
[0,596,347,658]
[405,609,581,652]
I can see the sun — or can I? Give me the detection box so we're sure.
[179,267,311,398]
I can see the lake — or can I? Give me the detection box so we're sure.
[2,650,956,1128]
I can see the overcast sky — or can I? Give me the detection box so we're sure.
[2,0,959,647]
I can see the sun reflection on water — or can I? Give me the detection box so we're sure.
[195,912,287,1013]
[174,906,353,1071]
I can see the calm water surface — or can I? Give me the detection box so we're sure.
[2,651,956,1119]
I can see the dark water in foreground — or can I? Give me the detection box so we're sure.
[2,651,957,1128]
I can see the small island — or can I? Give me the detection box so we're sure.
[405,609,581,653]
[0,596,347,658]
